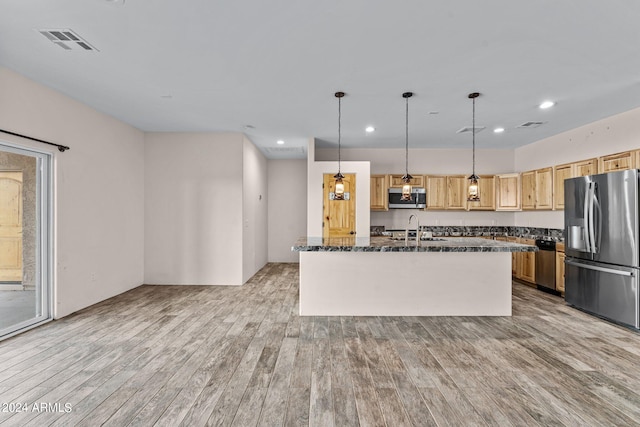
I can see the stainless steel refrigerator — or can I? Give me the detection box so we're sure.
[564,169,640,329]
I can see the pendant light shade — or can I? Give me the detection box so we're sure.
[467,92,481,202]
[334,91,345,200]
[401,92,413,201]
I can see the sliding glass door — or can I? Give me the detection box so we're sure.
[0,142,52,339]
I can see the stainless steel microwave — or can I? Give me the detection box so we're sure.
[388,187,427,209]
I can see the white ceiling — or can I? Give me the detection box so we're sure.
[2,0,640,159]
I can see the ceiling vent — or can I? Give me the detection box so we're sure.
[37,29,98,51]
[263,146,306,154]
[517,121,545,128]
[456,126,485,134]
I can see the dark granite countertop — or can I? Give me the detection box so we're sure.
[292,236,538,253]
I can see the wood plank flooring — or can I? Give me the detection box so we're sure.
[2,263,640,426]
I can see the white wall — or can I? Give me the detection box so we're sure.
[316,147,516,229]
[0,66,145,318]
[267,159,307,262]
[308,141,370,239]
[144,132,244,285]
[514,106,640,229]
[242,136,268,281]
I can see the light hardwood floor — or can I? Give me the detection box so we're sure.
[1,263,640,426]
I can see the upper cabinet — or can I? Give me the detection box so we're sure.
[496,173,521,211]
[446,175,467,210]
[370,175,388,211]
[599,151,634,173]
[389,174,424,188]
[574,158,598,177]
[425,175,446,210]
[554,158,598,210]
[522,167,553,210]
[468,175,496,211]
[553,163,573,210]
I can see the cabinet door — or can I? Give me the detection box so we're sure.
[389,174,424,188]
[496,173,521,211]
[553,164,573,210]
[599,151,634,173]
[535,167,553,210]
[370,175,388,211]
[518,238,536,284]
[574,158,598,177]
[556,251,565,293]
[468,175,496,210]
[508,237,518,276]
[446,176,467,210]
[521,171,536,210]
[426,175,446,210]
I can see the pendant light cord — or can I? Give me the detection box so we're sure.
[338,95,341,174]
[405,95,409,177]
[472,95,476,176]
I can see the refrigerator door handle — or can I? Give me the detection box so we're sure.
[583,182,593,252]
[566,259,634,277]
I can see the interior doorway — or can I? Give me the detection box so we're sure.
[0,143,52,340]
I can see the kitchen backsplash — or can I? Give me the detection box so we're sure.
[371,225,564,241]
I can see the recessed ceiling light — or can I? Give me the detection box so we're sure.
[365,126,375,133]
[539,101,555,109]
[493,127,505,133]
[277,140,285,145]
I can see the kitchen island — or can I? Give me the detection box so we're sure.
[292,236,537,316]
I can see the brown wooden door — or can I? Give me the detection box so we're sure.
[323,173,356,238]
[0,171,23,282]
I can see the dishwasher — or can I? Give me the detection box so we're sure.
[535,239,559,295]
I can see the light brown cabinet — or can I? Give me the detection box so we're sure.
[425,175,446,210]
[536,167,553,210]
[556,243,565,294]
[521,171,536,210]
[553,164,573,210]
[522,168,553,210]
[496,173,521,211]
[467,175,496,211]
[554,159,598,210]
[389,174,424,188]
[599,151,634,173]
[370,175,388,211]
[515,238,536,285]
[446,175,467,210]
[574,158,598,177]
[507,237,518,276]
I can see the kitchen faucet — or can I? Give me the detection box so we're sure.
[406,214,420,246]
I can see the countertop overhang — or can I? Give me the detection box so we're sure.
[292,236,538,253]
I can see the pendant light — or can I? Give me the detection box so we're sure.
[467,92,481,202]
[401,92,413,201]
[333,91,346,200]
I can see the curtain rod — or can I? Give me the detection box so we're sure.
[0,128,70,152]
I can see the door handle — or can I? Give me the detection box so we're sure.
[566,260,634,277]
[349,231,355,235]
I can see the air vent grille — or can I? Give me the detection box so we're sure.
[517,121,545,128]
[37,29,98,51]
[456,126,486,134]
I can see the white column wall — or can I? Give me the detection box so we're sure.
[144,132,244,285]
[267,159,307,262]
[242,136,268,282]
[307,140,370,239]
[0,66,145,318]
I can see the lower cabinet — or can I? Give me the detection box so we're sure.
[515,238,536,285]
[556,248,565,293]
